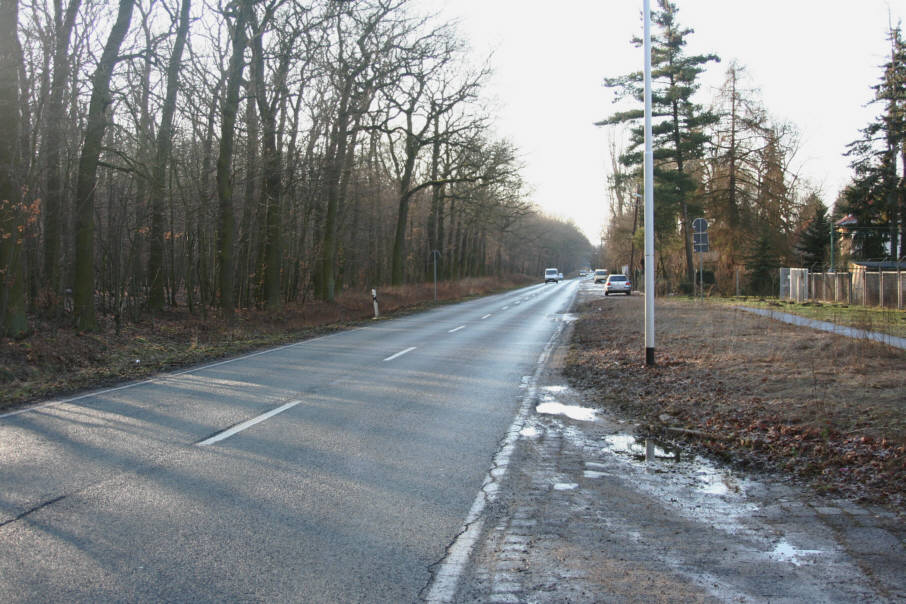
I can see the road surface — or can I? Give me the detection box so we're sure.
[0,280,578,603]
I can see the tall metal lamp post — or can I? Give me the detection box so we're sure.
[643,0,656,366]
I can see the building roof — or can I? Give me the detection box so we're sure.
[835,214,858,227]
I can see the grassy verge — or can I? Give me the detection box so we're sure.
[0,276,531,411]
[566,293,906,508]
[693,295,906,340]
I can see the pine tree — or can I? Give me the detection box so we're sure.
[842,24,905,260]
[598,0,719,285]
[745,228,779,296]
[795,201,830,270]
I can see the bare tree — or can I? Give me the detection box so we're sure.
[148,0,192,311]
[0,0,27,336]
[216,0,251,316]
[72,0,134,330]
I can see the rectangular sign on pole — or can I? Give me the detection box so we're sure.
[693,232,709,253]
[692,218,709,252]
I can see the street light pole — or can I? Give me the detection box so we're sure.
[643,0,656,366]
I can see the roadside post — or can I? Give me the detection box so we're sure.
[372,289,379,319]
[643,0,655,366]
[692,218,709,301]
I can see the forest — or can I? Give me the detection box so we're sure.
[0,0,594,338]
[597,0,906,296]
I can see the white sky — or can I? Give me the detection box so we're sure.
[418,0,906,243]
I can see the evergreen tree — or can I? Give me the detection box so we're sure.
[598,0,719,285]
[795,201,830,270]
[745,228,779,296]
[842,24,905,260]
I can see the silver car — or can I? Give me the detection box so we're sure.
[604,274,631,295]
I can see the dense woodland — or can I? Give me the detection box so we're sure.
[598,0,906,296]
[0,0,593,337]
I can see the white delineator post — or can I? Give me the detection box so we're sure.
[643,0,656,366]
[372,288,379,318]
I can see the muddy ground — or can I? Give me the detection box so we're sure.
[449,283,906,603]
[565,285,906,507]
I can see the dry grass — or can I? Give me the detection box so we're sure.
[566,293,906,505]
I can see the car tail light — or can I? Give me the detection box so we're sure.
[626,282,631,287]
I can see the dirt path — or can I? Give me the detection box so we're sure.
[448,282,906,603]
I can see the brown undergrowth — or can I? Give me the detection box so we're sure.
[565,291,906,506]
[0,277,529,411]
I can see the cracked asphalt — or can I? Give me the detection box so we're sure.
[444,309,906,603]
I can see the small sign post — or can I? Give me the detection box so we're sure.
[692,218,709,300]
[371,289,379,318]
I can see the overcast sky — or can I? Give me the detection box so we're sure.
[417,0,906,243]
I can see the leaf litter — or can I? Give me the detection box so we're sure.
[564,292,906,509]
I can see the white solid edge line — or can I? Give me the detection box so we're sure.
[383,346,416,362]
[197,399,301,446]
[481,314,492,319]
[448,325,465,333]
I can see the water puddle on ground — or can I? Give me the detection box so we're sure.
[541,385,570,394]
[520,425,542,439]
[556,313,580,322]
[536,401,596,422]
[603,433,681,462]
[602,433,746,498]
[770,540,825,566]
[535,388,597,422]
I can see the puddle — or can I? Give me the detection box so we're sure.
[553,483,578,491]
[557,313,580,322]
[603,434,681,461]
[536,402,596,422]
[601,433,749,498]
[770,540,824,566]
[542,385,570,394]
[520,425,542,438]
[696,466,738,496]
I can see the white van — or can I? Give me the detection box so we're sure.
[544,268,560,283]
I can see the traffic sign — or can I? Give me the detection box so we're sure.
[692,218,709,252]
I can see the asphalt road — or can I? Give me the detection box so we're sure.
[0,279,578,603]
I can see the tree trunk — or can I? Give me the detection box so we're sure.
[72,0,133,331]
[250,22,286,310]
[239,78,259,308]
[318,102,349,301]
[216,1,251,316]
[148,0,191,312]
[390,131,418,286]
[0,0,26,336]
[42,0,81,307]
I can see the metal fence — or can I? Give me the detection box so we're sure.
[780,267,906,309]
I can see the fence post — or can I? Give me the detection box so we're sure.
[863,270,868,307]
[878,266,883,307]
[897,264,903,310]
